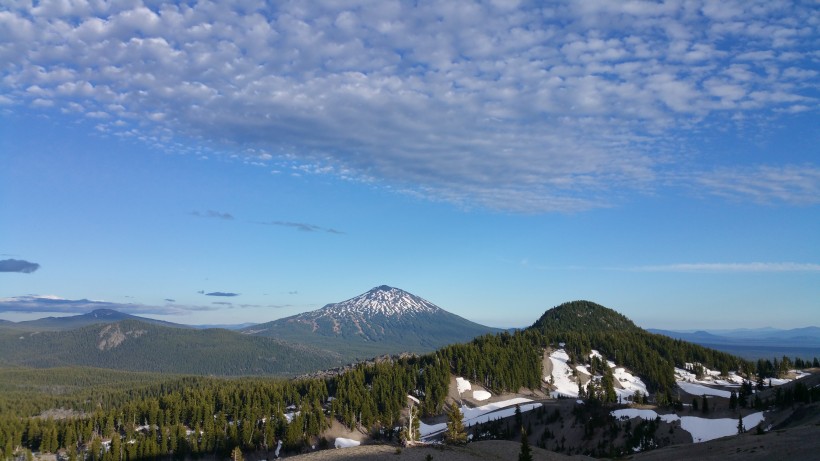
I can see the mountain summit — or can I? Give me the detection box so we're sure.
[321,285,441,317]
[243,286,498,360]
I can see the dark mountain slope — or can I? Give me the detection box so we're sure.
[0,319,342,375]
[244,286,499,360]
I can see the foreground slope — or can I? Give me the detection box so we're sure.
[0,319,342,375]
[244,285,499,359]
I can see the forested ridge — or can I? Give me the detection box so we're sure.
[0,320,342,375]
[530,301,749,399]
[1,300,814,460]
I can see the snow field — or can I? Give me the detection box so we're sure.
[612,367,648,400]
[456,377,471,394]
[456,377,492,401]
[611,409,766,443]
[677,381,732,398]
[472,390,491,401]
[334,437,360,448]
[547,349,579,398]
[419,398,541,439]
[548,349,648,400]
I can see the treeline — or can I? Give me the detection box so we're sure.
[439,330,543,393]
[755,356,820,380]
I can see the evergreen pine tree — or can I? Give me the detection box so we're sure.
[231,446,243,461]
[444,402,467,445]
[737,414,745,434]
[518,428,533,461]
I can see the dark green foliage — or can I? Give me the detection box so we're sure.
[519,428,533,461]
[444,402,467,445]
[440,330,542,394]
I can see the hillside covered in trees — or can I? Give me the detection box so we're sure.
[0,319,342,375]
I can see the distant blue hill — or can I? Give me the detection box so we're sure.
[648,327,820,360]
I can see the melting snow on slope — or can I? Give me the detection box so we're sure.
[457,377,491,401]
[677,381,732,398]
[334,437,360,448]
[612,367,648,400]
[456,377,471,394]
[551,349,647,400]
[473,390,491,401]
[420,398,541,439]
[611,409,766,443]
[547,349,579,398]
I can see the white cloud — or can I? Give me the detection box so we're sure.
[632,263,820,273]
[1,0,817,212]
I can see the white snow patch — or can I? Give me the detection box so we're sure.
[472,390,491,401]
[677,382,731,398]
[681,413,766,443]
[284,411,299,423]
[334,437,360,448]
[548,349,579,398]
[420,398,541,439]
[456,377,472,394]
[612,409,766,443]
[589,350,603,360]
[613,367,648,400]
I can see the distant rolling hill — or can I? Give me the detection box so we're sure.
[242,285,500,361]
[0,319,343,375]
[648,327,820,360]
[4,308,188,332]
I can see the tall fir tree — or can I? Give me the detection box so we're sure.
[518,428,533,461]
[444,402,467,445]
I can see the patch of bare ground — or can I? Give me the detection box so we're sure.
[287,440,593,461]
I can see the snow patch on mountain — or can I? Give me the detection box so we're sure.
[420,398,541,439]
[547,349,579,398]
[456,377,471,394]
[317,285,441,318]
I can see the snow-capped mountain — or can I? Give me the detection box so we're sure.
[243,286,498,359]
[320,285,441,317]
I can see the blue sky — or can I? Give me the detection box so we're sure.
[1,0,818,329]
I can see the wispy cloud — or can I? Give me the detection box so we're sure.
[631,262,820,273]
[0,259,40,273]
[191,210,234,220]
[691,165,820,206]
[2,1,816,211]
[204,292,239,297]
[258,221,344,234]
[0,295,219,315]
